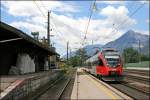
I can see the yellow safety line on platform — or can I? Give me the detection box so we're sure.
[86,75,117,99]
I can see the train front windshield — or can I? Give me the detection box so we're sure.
[104,51,120,67]
[106,57,119,67]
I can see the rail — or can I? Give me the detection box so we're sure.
[57,78,71,99]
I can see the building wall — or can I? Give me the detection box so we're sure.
[0,50,49,75]
[16,53,35,74]
[44,60,49,70]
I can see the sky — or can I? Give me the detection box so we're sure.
[1,0,149,56]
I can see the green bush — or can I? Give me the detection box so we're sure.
[124,61,150,68]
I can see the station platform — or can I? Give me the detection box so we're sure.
[0,71,52,93]
[0,70,63,100]
[71,68,132,99]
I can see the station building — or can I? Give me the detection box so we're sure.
[0,21,59,75]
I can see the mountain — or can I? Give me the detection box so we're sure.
[84,44,103,56]
[103,30,149,55]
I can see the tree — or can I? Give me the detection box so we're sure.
[69,56,80,67]
[76,48,88,66]
[141,54,150,61]
[123,47,139,63]
[69,48,88,67]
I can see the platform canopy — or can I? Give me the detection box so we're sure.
[0,21,59,56]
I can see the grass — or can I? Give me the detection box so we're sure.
[124,61,150,68]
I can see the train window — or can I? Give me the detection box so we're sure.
[98,58,103,66]
[106,58,119,67]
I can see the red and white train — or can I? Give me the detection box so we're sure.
[85,48,123,81]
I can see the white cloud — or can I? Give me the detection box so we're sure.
[25,16,47,27]
[40,1,79,13]
[10,21,47,38]
[2,1,41,17]
[101,6,128,16]
[97,1,125,5]
[100,6,136,30]
[134,30,149,35]
[1,1,79,17]
[50,13,112,45]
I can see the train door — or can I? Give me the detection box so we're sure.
[96,58,104,75]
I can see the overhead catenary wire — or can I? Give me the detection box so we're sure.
[75,0,97,64]
[82,0,96,46]
[81,1,147,52]
[37,0,90,49]
[34,0,68,47]
[96,1,148,43]
[107,1,147,37]
[33,0,47,18]
[111,0,137,32]
[50,15,87,48]
[39,0,48,12]
[71,0,96,55]
[33,0,146,46]
[117,1,147,31]
[38,0,70,42]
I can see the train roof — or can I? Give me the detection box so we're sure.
[102,48,119,55]
[101,48,118,52]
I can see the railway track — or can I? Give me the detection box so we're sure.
[58,69,76,99]
[57,78,71,99]
[123,69,150,94]
[26,75,66,100]
[32,76,68,100]
[124,69,149,76]
[36,76,71,100]
[30,69,76,100]
[109,82,149,100]
[121,81,149,94]
[125,73,149,80]
[107,77,149,100]
[125,74,149,85]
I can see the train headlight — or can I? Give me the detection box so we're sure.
[106,64,109,66]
